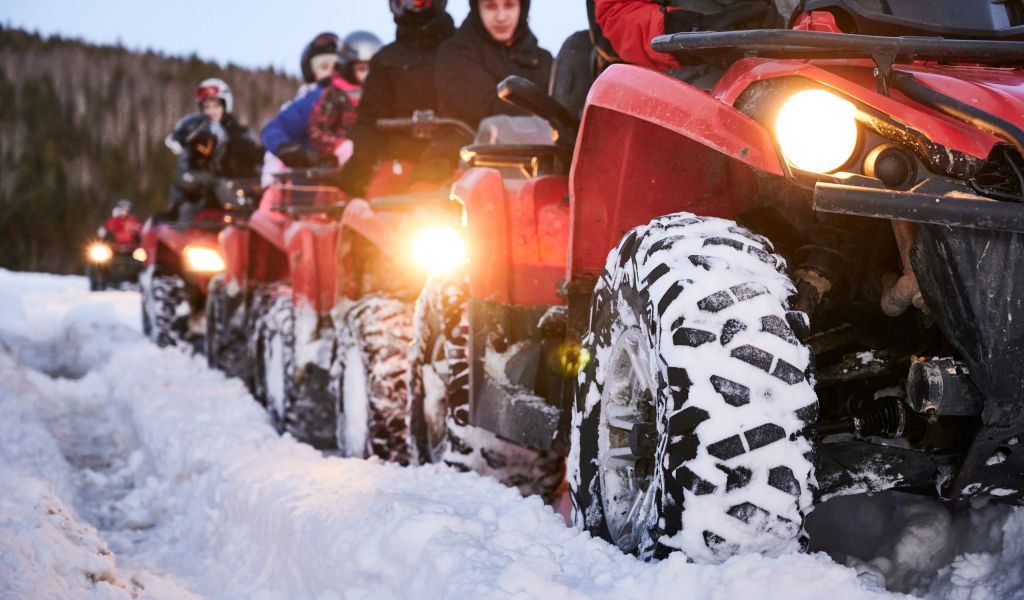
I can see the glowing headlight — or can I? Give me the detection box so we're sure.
[87,243,113,264]
[776,89,859,174]
[132,248,147,262]
[411,227,468,274]
[184,246,225,273]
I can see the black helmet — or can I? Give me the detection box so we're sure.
[171,113,226,161]
[337,31,383,84]
[300,32,340,83]
[390,0,447,19]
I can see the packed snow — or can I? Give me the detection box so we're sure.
[0,268,1021,599]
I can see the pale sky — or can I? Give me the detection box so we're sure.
[2,1,591,75]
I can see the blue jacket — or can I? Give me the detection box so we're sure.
[260,84,326,154]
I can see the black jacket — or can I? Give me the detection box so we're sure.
[340,12,456,197]
[170,115,262,213]
[436,1,553,130]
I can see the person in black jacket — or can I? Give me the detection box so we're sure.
[340,0,457,197]
[436,0,553,130]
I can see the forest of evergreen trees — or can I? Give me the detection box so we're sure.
[0,26,300,273]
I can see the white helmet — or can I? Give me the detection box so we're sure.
[195,78,234,114]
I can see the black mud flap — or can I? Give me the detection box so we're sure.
[913,224,1024,499]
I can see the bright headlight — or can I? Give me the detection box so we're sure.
[184,246,225,273]
[411,227,468,274]
[132,248,147,262]
[776,89,859,174]
[88,243,113,264]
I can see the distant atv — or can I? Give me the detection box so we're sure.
[139,179,258,348]
[405,1,1024,563]
[85,239,144,291]
[207,112,467,452]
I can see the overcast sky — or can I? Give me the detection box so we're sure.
[2,1,590,75]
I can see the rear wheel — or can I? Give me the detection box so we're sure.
[570,213,817,562]
[409,274,564,499]
[334,294,413,463]
[407,273,469,465]
[250,286,336,448]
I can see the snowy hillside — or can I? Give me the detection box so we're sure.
[0,269,1020,600]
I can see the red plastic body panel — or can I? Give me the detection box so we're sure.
[454,169,570,306]
[569,64,769,281]
[285,220,339,314]
[140,208,224,294]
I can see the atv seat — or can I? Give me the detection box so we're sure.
[465,116,570,177]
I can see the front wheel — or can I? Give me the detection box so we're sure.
[333,295,413,463]
[570,214,818,562]
[141,270,191,348]
[206,275,250,381]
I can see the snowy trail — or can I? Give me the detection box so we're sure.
[0,270,1021,600]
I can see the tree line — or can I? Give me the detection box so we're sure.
[0,26,299,273]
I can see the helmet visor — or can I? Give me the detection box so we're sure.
[195,85,222,102]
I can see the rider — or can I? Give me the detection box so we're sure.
[261,33,351,168]
[308,31,384,166]
[339,0,457,197]
[436,0,552,130]
[262,33,342,183]
[167,112,227,220]
[590,0,797,78]
[98,199,142,248]
[194,78,263,179]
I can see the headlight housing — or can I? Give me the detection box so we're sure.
[410,226,468,274]
[183,246,225,273]
[776,89,859,174]
[87,243,113,264]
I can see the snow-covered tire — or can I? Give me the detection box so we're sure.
[143,273,191,348]
[250,285,293,430]
[87,265,104,291]
[408,274,564,498]
[250,285,336,449]
[334,295,412,463]
[407,273,469,465]
[205,275,250,381]
[570,213,817,562]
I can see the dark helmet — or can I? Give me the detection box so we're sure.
[300,32,340,83]
[337,31,383,84]
[390,0,447,19]
[171,113,227,161]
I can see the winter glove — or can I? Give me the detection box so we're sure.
[333,139,354,167]
[664,1,771,34]
[274,143,315,168]
[180,169,215,192]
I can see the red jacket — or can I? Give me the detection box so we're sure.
[308,75,362,162]
[593,0,682,71]
[102,215,142,247]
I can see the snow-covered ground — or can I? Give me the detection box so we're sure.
[0,268,1021,600]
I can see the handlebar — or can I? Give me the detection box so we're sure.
[377,110,476,141]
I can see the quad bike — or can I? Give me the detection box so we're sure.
[139,179,258,349]
[210,112,468,452]
[407,0,1024,563]
[329,112,474,461]
[85,238,145,291]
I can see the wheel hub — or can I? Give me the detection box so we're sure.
[598,327,658,554]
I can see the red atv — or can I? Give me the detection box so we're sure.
[207,112,469,451]
[407,1,1024,563]
[139,179,258,348]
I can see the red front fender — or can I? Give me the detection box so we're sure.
[569,64,776,281]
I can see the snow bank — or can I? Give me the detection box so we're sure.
[0,270,1021,600]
